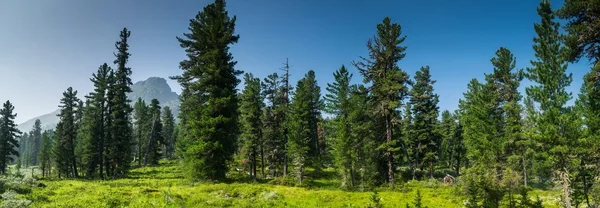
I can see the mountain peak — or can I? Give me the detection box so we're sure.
[18,77,180,132]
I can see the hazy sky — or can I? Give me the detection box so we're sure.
[0,0,591,124]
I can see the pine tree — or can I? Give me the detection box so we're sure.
[461,78,500,168]
[18,133,28,167]
[559,0,600,64]
[239,73,263,179]
[438,110,453,169]
[348,85,378,189]
[288,70,321,184]
[143,99,163,165]
[486,47,526,184]
[261,73,285,177]
[161,106,175,160]
[55,87,81,178]
[39,130,53,177]
[279,59,292,177]
[28,119,42,166]
[133,98,150,166]
[525,1,575,206]
[409,66,440,178]
[0,101,22,174]
[325,65,355,188]
[353,17,410,186]
[172,0,242,180]
[109,28,134,177]
[573,63,600,207]
[82,63,112,179]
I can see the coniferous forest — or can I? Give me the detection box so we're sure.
[1,0,600,207]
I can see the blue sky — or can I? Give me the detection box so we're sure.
[0,0,591,123]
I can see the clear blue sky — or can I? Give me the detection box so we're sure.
[0,0,591,124]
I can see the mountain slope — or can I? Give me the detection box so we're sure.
[18,77,180,132]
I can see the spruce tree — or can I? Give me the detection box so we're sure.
[173,0,242,180]
[161,106,175,160]
[409,66,439,178]
[28,119,42,165]
[239,73,263,179]
[143,99,163,165]
[109,28,134,177]
[18,133,28,167]
[0,101,22,174]
[348,85,378,188]
[573,63,600,207]
[525,1,575,206]
[261,73,285,177]
[353,17,410,186]
[39,130,53,177]
[559,0,600,64]
[438,110,453,169]
[55,87,81,178]
[133,98,150,165]
[82,63,112,179]
[325,65,355,187]
[288,70,321,184]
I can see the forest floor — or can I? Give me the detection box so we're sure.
[16,161,561,208]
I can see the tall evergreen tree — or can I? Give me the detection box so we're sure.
[239,73,263,179]
[348,85,378,188]
[18,133,28,167]
[325,65,355,188]
[0,101,22,174]
[279,59,292,177]
[353,17,410,186]
[55,87,81,178]
[525,1,575,206]
[133,98,150,166]
[486,48,526,184]
[39,130,53,177]
[438,110,453,168]
[109,28,134,177]
[261,73,284,177]
[173,0,242,180]
[573,63,600,207]
[559,0,600,64]
[288,70,321,184]
[28,119,42,165]
[409,66,439,178]
[143,99,163,165]
[161,106,176,160]
[82,63,112,179]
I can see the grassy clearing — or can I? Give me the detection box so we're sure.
[18,161,561,207]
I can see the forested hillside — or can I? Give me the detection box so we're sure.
[0,0,599,207]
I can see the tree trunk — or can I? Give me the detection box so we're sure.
[385,117,394,186]
[252,146,257,179]
[561,169,572,208]
[429,161,433,178]
[456,151,461,176]
[261,143,265,179]
[522,156,527,187]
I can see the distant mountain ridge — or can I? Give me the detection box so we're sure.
[18,77,180,132]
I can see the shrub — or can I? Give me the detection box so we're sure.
[368,191,383,208]
[1,190,32,208]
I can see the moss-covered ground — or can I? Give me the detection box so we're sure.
[17,161,561,207]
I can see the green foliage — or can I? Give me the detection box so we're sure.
[143,99,163,166]
[55,87,81,178]
[133,98,150,166]
[408,66,439,179]
[353,16,410,186]
[288,70,321,185]
[368,191,383,208]
[238,73,263,179]
[38,130,53,177]
[558,0,600,64]
[108,28,134,177]
[173,0,242,181]
[325,65,358,188]
[161,106,176,160]
[0,101,22,174]
[27,120,42,166]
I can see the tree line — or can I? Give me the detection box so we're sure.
[1,0,598,207]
